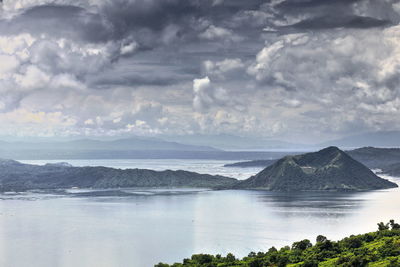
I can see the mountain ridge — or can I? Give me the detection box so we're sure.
[0,137,219,152]
[318,131,400,148]
[0,159,237,192]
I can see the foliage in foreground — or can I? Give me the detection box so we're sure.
[155,220,400,267]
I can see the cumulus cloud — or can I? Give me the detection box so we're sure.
[0,0,399,141]
[193,77,227,112]
[246,24,400,137]
[203,58,245,79]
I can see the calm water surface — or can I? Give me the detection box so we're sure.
[1,160,399,267]
[19,159,262,180]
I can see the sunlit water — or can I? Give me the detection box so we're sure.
[19,159,262,180]
[1,160,400,267]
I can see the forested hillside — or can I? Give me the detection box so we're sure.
[156,220,400,267]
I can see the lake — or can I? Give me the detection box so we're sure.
[1,159,400,267]
[19,159,263,180]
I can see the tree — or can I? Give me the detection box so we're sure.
[225,253,236,262]
[191,254,213,264]
[378,222,390,231]
[316,235,328,243]
[390,220,400,230]
[292,239,312,251]
[343,236,363,249]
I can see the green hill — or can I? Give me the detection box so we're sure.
[156,220,400,267]
[234,147,397,191]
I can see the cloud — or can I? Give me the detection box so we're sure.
[199,25,240,41]
[193,76,236,113]
[284,15,390,30]
[269,0,399,32]
[0,54,19,76]
[14,65,51,91]
[120,41,138,56]
[246,24,400,137]
[0,0,400,141]
[203,58,245,80]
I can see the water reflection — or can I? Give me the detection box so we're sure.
[0,185,399,267]
[255,190,369,217]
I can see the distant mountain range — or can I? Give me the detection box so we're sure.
[0,137,218,152]
[318,131,400,148]
[161,131,400,151]
[2,131,400,160]
[233,147,397,191]
[160,134,308,151]
[0,137,228,159]
[0,136,306,160]
[225,146,400,170]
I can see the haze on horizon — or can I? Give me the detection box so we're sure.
[0,0,399,144]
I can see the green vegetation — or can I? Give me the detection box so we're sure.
[156,220,400,267]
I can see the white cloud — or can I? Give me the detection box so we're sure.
[120,41,138,56]
[245,25,400,136]
[247,40,285,81]
[199,25,242,42]
[14,65,50,90]
[0,54,19,77]
[193,76,230,112]
[203,58,245,79]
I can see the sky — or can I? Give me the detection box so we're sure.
[0,0,399,143]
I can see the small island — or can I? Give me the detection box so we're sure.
[233,147,398,191]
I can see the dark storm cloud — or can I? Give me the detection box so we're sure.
[0,0,269,45]
[274,0,398,31]
[275,0,362,9]
[283,15,390,30]
[98,0,269,47]
[0,5,113,43]
[1,0,394,50]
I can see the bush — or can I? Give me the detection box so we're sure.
[342,235,363,249]
[301,259,319,267]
